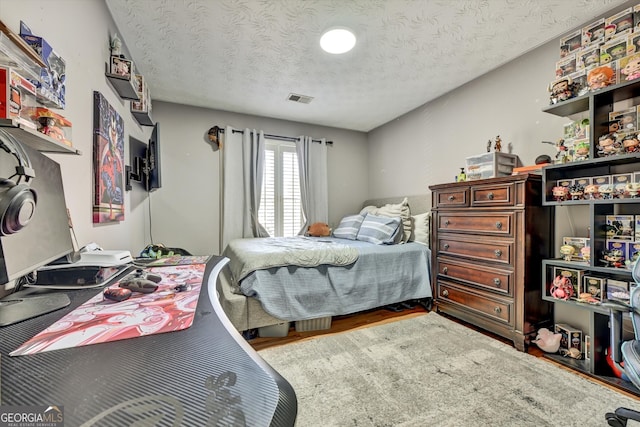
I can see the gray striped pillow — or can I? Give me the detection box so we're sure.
[333,213,366,240]
[356,213,402,245]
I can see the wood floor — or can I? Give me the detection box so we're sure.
[249,306,640,400]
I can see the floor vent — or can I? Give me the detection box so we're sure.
[287,93,314,104]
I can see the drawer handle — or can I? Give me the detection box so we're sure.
[442,267,448,274]
[487,192,494,200]
[448,195,455,201]
[494,249,502,258]
[444,220,450,226]
[495,221,502,230]
[442,289,449,297]
[494,307,502,314]
[443,243,450,250]
[493,278,501,287]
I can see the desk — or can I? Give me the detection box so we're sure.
[0,256,297,426]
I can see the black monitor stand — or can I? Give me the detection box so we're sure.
[0,292,70,327]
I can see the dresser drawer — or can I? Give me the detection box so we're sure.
[437,258,512,295]
[471,182,515,207]
[435,188,469,208]
[438,281,512,325]
[437,236,512,265]
[437,212,513,236]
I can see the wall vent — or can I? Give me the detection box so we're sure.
[287,93,314,104]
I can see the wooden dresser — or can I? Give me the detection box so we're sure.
[429,174,553,351]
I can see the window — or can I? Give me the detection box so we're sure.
[259,140,304,236]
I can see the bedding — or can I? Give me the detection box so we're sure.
[216,194,433,332]
[231,237,431,321]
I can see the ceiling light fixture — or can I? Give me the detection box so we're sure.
[320,28,356,54]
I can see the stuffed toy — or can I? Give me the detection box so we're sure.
[307,222,331,237]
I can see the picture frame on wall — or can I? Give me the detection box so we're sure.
[92,91,125,223]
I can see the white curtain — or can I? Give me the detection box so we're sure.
[296,136,328,234]
[220,127,269,251]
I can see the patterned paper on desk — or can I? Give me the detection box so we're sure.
[10,263,207,356]
[145,255,211,267]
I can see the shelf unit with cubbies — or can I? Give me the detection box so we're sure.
[542,78,640,397]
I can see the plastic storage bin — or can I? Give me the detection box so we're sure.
[295,316,332,332]
[257,322,290,338]
[465,152,521,180]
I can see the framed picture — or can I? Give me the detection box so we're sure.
[110,55,133,79]
[92,91,125,223]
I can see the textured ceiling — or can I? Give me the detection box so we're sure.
[105,0,629,132]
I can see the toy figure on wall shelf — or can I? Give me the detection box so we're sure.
[587,65,615,91]
[486,139,491,152]
[548,77,578,104]
[584,184,599,199]
[560,244,576,261]
[555,138,569,162]
[569,184,585,200]
[597,133,621,157]
[110,33,122,57]
[552,185,569,202]
[599,183,614,199]
[621,53,640,81]
[602,249,624,268]
[607,119,621,133]
[494,135,502,152]
[626,182,640,198]
[623,134,640,153]
[550,273,574,300]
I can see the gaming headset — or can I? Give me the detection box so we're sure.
[0,129,37,236]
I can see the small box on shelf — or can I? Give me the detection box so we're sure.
[131,74,153,126]
[19,21,65,109]
[607,278,630,301]
[554,323,583,352]
[0,66,37,129]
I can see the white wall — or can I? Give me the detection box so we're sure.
[151,101,369,254]
[1,0,151,254]
[367,38,568,197]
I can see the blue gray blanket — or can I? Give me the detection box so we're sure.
[227,237,432,321]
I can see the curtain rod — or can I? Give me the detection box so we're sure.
[213,126,333,145]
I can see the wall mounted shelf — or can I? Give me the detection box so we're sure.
[0,119,80,155]
[105,63,139,101]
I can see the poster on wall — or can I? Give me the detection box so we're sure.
[92,91,125,223]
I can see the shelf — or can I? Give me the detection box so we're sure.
[543,79,640,118]
[0,26,43,81]
[131,110,154,126]
[0,119,80,155]
[542,295,610,315]
[105,63,139,101]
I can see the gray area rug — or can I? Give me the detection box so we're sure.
[259,312,640,426]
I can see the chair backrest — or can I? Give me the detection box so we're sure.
[631,261,640,338]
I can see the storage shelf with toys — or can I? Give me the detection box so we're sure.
[540,4,640,394]
[0,119,80,155]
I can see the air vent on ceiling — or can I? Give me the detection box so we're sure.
[287,93,314,104]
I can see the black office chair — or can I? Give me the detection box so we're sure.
[604,260,640,427]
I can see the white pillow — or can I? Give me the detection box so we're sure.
[360,197,411,243]
[410,212,430,246]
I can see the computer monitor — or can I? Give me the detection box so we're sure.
[147,122,161,192]
[0,131,75,326]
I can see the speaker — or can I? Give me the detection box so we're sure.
[0,129,37,236]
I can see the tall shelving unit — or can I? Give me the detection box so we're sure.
[541,78,640,396]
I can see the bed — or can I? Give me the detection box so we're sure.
[216,195,432,333]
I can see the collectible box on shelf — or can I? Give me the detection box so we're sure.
[610,107,637,132]
[606,215,634,240]
[562,237,589,262]
[556,54,577,77]
[577,46,600,70]
[605,7,635,40]
[19,21,65,109]
[24,107,72,147]
[607,278,630,301]
[601,35,628,62]
[582,19,606,47]
[635,216,640,241]
[554,323,583,352]
[464,152,521,180]
[552,266,583,299]
[583,275,605,302]
[613,173,633,197]
[629,242,640,263]
[605,240,629,268]
[619,52,640,83]
[560,30,582,56]
[131,74,151,114]
[0,66,37,129]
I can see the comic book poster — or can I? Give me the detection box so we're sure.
[92,91,124,223]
